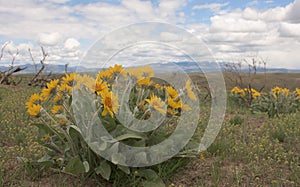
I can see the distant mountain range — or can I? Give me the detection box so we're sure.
[0,62,300,74]
[0,64,90,74]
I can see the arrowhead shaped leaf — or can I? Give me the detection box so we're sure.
[95,161,111,181]
[64,156,85,175]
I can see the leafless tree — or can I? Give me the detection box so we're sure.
[28,46,52,87]
[0,42,27,85]
[223,56,267,106]
[65,63,69,74]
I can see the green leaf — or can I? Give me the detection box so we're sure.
[64,156,85,175]
[137,169,165,187]
[37,154,52,163]
[68,125,81,144]
[68,125,82,135]
[83,161,90,173]
[101,115,117,132]
[118,165,130,174]
[134,152,148,165]
[115,133,144,141]
[17,157,28,163]
[112,153,126,165]
[95,161,111,180]
[33,123,54,140]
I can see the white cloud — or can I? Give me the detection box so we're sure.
[0,0,299,69]
[190,1,300,69]
[192,2,229,13]
[64,38,80,51]
[157,0,186,21]
[279,22,300,37]
[37,32,64,46]
[17,43,34,55]
[160,32,182,42]
[265,0,274,3]
[286,0,300,23]
[121,0,155,20]
[210,15,268,33]
[46,0,71,4]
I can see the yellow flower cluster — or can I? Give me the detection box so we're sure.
[296,88,300,100]
[145,94,166,115]
[246,88,261,99]
[231,86,245,97]
[121,66,154,80]
[231,86,261,99]
[25,93,42,116]
[271,86,290,98]
[232,86,300,103]
[94,65,196,117]
[26,73,77,117]
[27,64,198,122]
[165,85,192,115]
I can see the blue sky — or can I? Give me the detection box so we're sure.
[0,0,299,68]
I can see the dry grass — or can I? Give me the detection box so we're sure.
[0,73,299,186]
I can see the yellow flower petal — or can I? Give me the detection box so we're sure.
[186,80,197,101]
[145,94,166,115]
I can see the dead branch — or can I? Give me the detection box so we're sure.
[223,56,268,106]
[0,41,10,61]
[28,48,37,73]
[65,63,68,74]
[0,46,27,85]
[28,46,51,86]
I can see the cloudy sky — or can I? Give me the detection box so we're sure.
[0,0,299,69]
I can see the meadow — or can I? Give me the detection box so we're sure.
[0,72,299,186]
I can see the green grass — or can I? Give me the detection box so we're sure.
[0,74,299,186]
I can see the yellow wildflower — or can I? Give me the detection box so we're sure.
[272,86,281,94]
[145,94,166,115]
[252,91,261,99]
[74,74,95,91]
[41,79,59,100]
[281,88,290,95]
[109,64,123,74]
[51,105,64,114]
[154,84,161,90]
[239,90,245,97]
[231,87,246,97]
[121,68,143,80]
[94,79,108,95]
[138,100,147,111]
[57,116,68,126]
[26,93,42,108]
[167,96,181,109]
[231,86,240,94]
[100,90,119,118]
[249,88,260,99]
[185,80,197,101]
[296,88,300,100]
[139,66,154,77]
[272,86,282,98]
[61,73,75,85]
[97,69,113,80]
[137,77,153,86]
[27,104,41,117]
[199,152,205,160]
[181,103,192,111]
[167,107,178,115]
[166,86,179,98]
[53,92,63,103]
[41,133,51,142]
[58,83,72,95]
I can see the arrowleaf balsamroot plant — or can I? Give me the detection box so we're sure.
[230,86,300,118]
[24,64,199,186]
